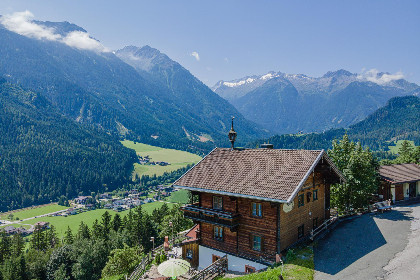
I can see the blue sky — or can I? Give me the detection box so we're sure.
[1,0,419,86]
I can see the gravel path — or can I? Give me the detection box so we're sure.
[314,206,415,280]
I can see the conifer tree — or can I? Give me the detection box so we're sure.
[30,225,45,251]
[10,234,24,257]
[101,211,112,240]
[0,230,11,263]
[76,221,91,240]
[63,226,73,245]
[92,219,102,239]
[112,214,122,232]
[45,225,59,249]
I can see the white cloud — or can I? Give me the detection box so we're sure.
[0,10,61,41]
[191,51,200,61]
[224,57,229,63]
[0,11,109,53]
[357,68,404,85]
[63,31,109,52]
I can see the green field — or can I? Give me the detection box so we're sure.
[388,140,416,154]
[0,204,69,220]
[2,202,171,238]
[165,189,190,204]
[121,141,201,177]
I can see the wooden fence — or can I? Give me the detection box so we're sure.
[310,215,338,240]
[189,255,228,280]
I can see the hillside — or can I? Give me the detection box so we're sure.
[250,95,420,152]
[0,81,137,211]
[0,21,266,152]
[214,70,419,134]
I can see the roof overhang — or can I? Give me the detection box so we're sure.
[173,148,347,205]
[173,185,288,203]
[285,150,346,203]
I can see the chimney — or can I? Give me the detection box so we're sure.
[260,143,274,149]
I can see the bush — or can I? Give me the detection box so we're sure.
[286,249,296,261]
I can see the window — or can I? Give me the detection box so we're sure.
[214,226,223,241]
[313,190,318,201]
[313,217,318,230]
[186,249,193,259]
[306,192,311,203]
[298,225,304,239]
[213,196,223,210]
[298,194,304,207]
[245,265,256,274]
[252,235,262,251]
[251,202,262,217]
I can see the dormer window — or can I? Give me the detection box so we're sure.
[213,196,223,210]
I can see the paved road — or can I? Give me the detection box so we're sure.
[383,204,420,280]
[314,205,418,280]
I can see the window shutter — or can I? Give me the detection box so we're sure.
[261,236,265,252]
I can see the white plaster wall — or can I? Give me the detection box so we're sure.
[198,245,268,272]
[391,185,395,203]
[417,181,420,196]
[403,183,409,198]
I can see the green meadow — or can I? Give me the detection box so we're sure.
[0,204,69,220]
[121,140,201,177]
[2,202,171,238]
[165,189,190,204]
[388,140,416,154]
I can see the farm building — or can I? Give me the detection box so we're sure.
[174,144,344,272]
[378,163,420,203]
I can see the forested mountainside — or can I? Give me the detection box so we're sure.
[250,96,420,152]
[0,22,266,152]
[214,70,419,134]
[0,81,137,211]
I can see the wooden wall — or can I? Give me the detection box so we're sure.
[279,171,326,251]
[196,164,335,260]
[236,197,278,260]
[182,242,199,267]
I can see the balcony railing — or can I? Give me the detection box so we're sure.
[181,205,240,228]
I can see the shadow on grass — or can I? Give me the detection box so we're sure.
[314,215,386,275]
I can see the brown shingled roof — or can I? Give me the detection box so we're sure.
[379,163,420,184]
[174,148,343,202]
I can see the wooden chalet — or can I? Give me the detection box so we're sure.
[173,139,345,272]
[378,163,420,203]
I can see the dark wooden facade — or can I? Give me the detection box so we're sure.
[181,163,338,265]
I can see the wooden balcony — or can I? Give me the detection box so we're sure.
[181,204,240,229]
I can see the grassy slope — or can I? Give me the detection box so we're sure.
[220,247,314,280]
[388,140,416,154]
[165,189,190,204]
[0,204,69,220]
[121,140,201,177]
[3,202,170,238]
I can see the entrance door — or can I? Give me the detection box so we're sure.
[395,184,404,201]
[409,183,416,198]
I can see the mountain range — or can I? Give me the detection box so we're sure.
[213,70,420,134]
[250,95,420,152]
[0,20,266,153]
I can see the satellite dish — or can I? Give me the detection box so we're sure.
[283,201,294,213]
